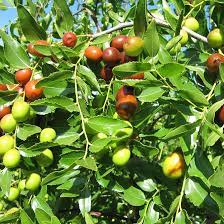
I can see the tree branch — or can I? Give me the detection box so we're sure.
[92,16,208,43]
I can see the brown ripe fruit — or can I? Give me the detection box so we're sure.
[62,32,77,47]
[0,106,11,119]
[217,106,224,125]
[102,47,121,64]
[111,35,128,51]
[100,65,114,82]
[120,52,136,64]
[27,40,49,58]
[84,46,103,61]
[116,95,138,120]
[0,84,7,91]
[25,79,44,101]
[116,86,134,101]
[15,68,32,85]
[124,73,144,80]
[206,53,224,73]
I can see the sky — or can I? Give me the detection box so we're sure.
[0,8,17,28]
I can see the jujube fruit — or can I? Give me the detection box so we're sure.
[84,46,103,61]
[0,84,7,91]
[18,180,26,191]
[184,17,199,31]
[92,133,107,142]
[207,28,224,49]
[116,86,134,101]
[112,146,131,166]
[3,149,21,168]
[7,187,20,201]
[217,106,224,125]
[124,73,144,80]
[12,101,30,122]
[25,173,41,191]
[111,35,128,51]
[40,128,56,142]
[100,65,114,82]
[0,135,14,155]
[206,53,224,73]
[0,114,17,133]
[36,148,54,167]
[179,30,189,45]
[25,79,44,101]
[102,47,121,64]
[162,152,185,179]
[123,36,144,57]
[15,68,32,85]
[63,32,77,47]
[116,95,138,120]
[27,40,49,57]
[0,106,11,119]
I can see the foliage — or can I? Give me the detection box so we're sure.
[0,0,224,223]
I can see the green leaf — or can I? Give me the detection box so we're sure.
[17,5,47,42]
[184,178,208,207]
[53,0,74,37]
[143,20,160,57]
[78,65,101,92]
[123,186,146,206]
[144,202,159,224]
[0,168,12,196]
[31,96,78,112]
[75,157,98,171]
[89,138,112,153]
[136,179,156,192]
[36,71,74,87]
[0,30,30,69]
[20,209,34,224]
[0,69,15,84]
[163,120,201,141]
[17,124,41,141]
[174,210,192,224]
[209,164,224,188]
[31,196,54,216]
[0,90,18,106]
[138,86,165,103]
[112,62,151,78]
[134,0,147,36]
[54,128,79,146]
[19,142,58,157]
[219,63,224,83]
[163,0,178,30]
[85,116,129,135]
[158,63,185,78]
[85,213,94,224]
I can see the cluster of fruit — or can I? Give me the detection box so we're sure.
[0,127,55,205]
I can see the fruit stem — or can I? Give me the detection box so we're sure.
[73,57,91,159]
[173,175,187,222]
[184,1,206,20]
[102,76,114,113]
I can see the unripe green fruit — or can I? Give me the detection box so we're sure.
[184,17,199,31]
[123,36,144,57]
[207,28,224,49]
[162,152,185,179]
[112,146,131,166]
[179,30,189,45]
[26,173,41,191]
[0,135,14,155]
[7,187,20,201]
[18,179,26,191]
[0,114,17,133]
[3,149,21,168]
[40,128,56,142]
[36,149,54,167]
[12,101,30,122]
